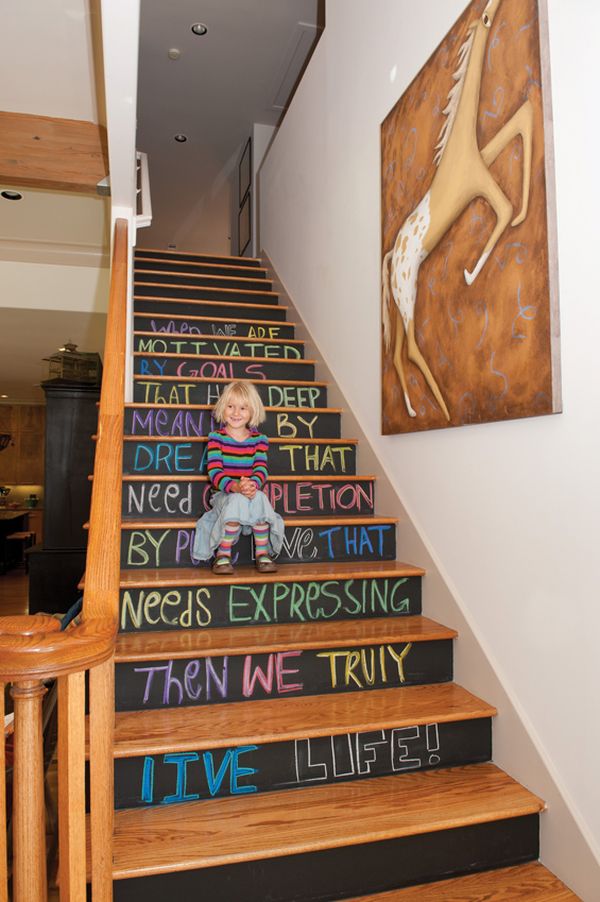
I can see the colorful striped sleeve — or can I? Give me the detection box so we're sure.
[250,434,269,489]
[206,432,234,493]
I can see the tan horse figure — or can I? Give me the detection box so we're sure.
[382,0,533,420]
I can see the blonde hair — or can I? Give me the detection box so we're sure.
[213,380,266,429]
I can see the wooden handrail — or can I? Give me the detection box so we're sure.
[0,218,128,901]
[84,216,127,623]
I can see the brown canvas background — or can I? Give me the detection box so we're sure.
[381,0,557,434]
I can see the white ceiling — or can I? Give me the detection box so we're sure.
[136,0,323,251]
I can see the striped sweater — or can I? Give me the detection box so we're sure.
[206,428,269,493]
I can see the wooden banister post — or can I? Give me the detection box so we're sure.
[58,671,86,901]
[89,659,114,902]
[11,680,48,902]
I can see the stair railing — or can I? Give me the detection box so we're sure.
[0,218,128,902]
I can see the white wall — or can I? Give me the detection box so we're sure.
[252,123,277,255]
[260,0,600,896]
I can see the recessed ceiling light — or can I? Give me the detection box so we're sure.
[1,190,23,201]
[174,134,188,143]
[168,48,181,60]
[0,395,7,399]
[191,23,208,36]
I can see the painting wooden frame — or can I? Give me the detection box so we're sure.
[381,0,560,434]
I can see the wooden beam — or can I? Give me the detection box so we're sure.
[0,111,108,195]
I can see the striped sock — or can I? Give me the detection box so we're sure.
[253,522,270,558]
[217,521,240,559]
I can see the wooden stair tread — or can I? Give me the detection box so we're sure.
[133,351,314,365]
[135,259,269,276]
[133,374,326,387]
[346,862,579,900]
[118,560,424,587]
[125,402,341,413]
[108,684,494,758]
[135,330,303,346]
[121,515,397,529]
[88,764,544,879]
[121,434,356,445]
[115,614,455,661]
[135,248,262,264]
[134,295,287,313]
[133,281,277,299]
[135,269,273,287]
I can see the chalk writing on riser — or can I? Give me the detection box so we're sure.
[119,577,419,632]
[125,408,340,439]
[113,719,491,809]
[135,337,302,359]
[134,381,326,408]
[139,317,287,339]
[116,641,441,710]
[122,479,374,518]
[136,358,271,379]
[123,441,356,475]
[121,523,395,568]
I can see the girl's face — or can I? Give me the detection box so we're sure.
[223,395,251,432]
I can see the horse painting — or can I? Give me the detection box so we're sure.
[381,0,559,433]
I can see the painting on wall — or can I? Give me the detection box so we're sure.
[381,0,560,434]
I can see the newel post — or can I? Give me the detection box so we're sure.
[11,679,48,902]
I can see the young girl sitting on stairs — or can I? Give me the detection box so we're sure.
[193,380,284,574]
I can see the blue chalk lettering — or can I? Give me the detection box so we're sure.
[162,752,200,804]
[141,756,155,804]
[230,746,258,795]
[203,749,233,797]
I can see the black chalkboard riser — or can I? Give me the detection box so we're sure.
[133,312,295,340]
[135,270,272,293]
[134,258,268,278]
[133,281,276,305]
[134,296,287,321]
[118,573,422,633]
[133,354,315,382]
[134,334,305,359]
[121,476,375,520]
[124,406,341,439]
[112,717,491,810]
[121,438,357,477]
[106,815,540,902]
[132,378,328,408]
[134,250,263,268]
[114,639,452,711]
[120,520,397,570]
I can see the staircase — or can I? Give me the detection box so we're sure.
[91,248,578,899]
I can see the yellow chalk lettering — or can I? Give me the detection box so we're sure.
[195,588,212,627]
[305,445,320,470]
[277,413,297,438]
[121,590,143,630]
[379,645,388,683]
[320,445,334,469]
[361,648,376,685]
[279,444,301,472]
[298,414,318,438]
[387,643,412,683]
[316,651,348,688]
[345,650,363,687]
